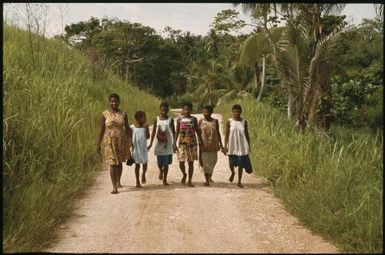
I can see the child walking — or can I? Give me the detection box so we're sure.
[148,102,176,185]
[131,111,150,188]
[175,102,203,187]
[224,104,252,188]
[198,105,225,186]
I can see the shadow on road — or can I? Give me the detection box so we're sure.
[117,181,271,192]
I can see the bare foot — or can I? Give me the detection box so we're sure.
[229,173,235,182]
[116,183,123,188]
[188,182,194,187]
[159,170,163,180]
[163,181,169,186]
[136,183,142,188]
[204,182,210,186]
[181,173,187,183]
[237,182,244,188]
[141,174,146,184]
[111,190,118,194]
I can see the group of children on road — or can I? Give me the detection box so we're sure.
[97,93,252,194]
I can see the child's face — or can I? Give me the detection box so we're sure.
[138,116,146,125]
[160,107,168,117]
[203,109,212,119]
[232,109,241,119]
[183,106,191,116]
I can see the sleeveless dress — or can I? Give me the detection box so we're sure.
[131,125,148,164]
[177,115,198,162]
[102,110,129,165]
[228,118,252,173]
[199,118,220,174]
[154,116,174,166]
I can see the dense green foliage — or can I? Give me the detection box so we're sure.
[62,16,253,108]
[3,24,160,252]
[217,99,383,253]
[326,18,383,129]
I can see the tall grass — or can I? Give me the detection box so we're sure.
[217,100,383,253]
[3,24,160,252]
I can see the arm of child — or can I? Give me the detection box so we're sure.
[215,119,226,155]
[170,117,177,152]
[194,117,203,146]
[244,120,251,153]
[145,123,150,139]
[124,113,132,158]
[224,120,230,154]
[148,118,157,150]
[174,118,180,152]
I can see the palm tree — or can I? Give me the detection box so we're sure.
[235,3,296,114]
[236,3,346,130]
[236,28,272,102]
[374,4,383,21]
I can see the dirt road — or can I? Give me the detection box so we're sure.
[44,112,338,253]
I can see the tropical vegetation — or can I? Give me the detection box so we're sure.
[3,3,383,253]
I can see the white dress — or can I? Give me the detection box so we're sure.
[131,125,148,164]
[154,116,174,156]
[227,118,249,156]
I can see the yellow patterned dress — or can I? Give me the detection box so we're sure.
[102,110,129,165]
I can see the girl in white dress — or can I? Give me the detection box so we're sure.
[224,104,252,188]
[148,102,176,185]
[131,111,150,188]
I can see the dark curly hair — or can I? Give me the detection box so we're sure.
[203,105,214,114]
[108,93,120,101]
[160,102,169,110]
[135,111,146,121]
[232,104,242,112]
[183,102,193,109]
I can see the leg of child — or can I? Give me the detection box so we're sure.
[116,164,123,188]
[188,161,194,187]
[135,164,142,188]
[141,163,147,184]
[158,164,163,180]
[237,166,244,188]
[229,164,235,182]
[204,173,210,186]
[163,165,169,185]
[179,161,187,183]
[110,165,118,194]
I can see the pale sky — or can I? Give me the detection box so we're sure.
[3,3,378,38]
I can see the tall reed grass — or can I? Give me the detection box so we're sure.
[3,24,160,252]
[216,99,383,253]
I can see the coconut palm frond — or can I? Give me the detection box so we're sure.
[216,89,239,106]
[237,34,264,68]
[195,83,209,96]
[304,22,343,109]
[322,4,346,16]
